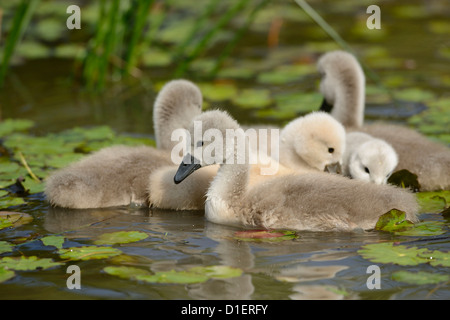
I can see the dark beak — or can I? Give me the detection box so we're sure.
[324,162,342,174]
[174,154,202,184]
[319,98,333,113]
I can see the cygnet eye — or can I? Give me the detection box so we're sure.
[364,167,370,174]
[328,148,334,154]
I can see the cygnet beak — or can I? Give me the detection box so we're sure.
[174,153,202,184]
[324,162,342,174]
[319,98,333,113]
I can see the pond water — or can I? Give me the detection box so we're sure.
[0,0,449,300]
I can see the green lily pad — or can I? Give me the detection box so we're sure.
[233,230,299,242]
[274,91,323,114]
[375,209,414,233]
[16,41,51,60]
[103,266,152,280]
[392,270,450,285]
[136,269,209,284]
[0,256,63,271]
[257,64,315,85]
[141,48,172,67]
[198,82,238,101]
[0,119,34,136]
[358,242,429,266]
[94,231,149,245]
[416,191,450,213]
[394,88,436,103]
[232,89,273,109]
[35,18,64,42]
[0,267,15,283]
[58,246,122,261]
[0,241,13,254]
[419,250,450,267]
[0,212,33,229]
[41,235,65,250]
[394,221,446,237]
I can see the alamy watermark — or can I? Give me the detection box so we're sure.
[366,265,381,289]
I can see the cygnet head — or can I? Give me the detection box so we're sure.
[280,111,346,172]
[317,50,365,128]
[348,139,398,185]
[174,110,242,183]
[153,79,203,150]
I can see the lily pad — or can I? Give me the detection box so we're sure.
[136,270,209,284]
[387,169,420,192]
[374,209,414,233]
[41,235,65,250]
[0,267,15,284]
[232,89,273,109]
[94,231,149,245]
[391,270,450,285]
[103,266,152,280]
[0,256,63,271]
[419,250,450,267]
[58,246,122,261]
[257,64,316,85]
[198,82,238,101]
[394,88,436,103]
[0,212,33,229]
[233,229,299,242]
[358,242,429,266]
[0,119,34,136]
[394,221,446,237]
[0,241,13,254]
[416,191,450,213]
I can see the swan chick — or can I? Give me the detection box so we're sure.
[174,110,418,232]
[279,111,346,173]
[343,132,398,184]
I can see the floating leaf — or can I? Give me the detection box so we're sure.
[0,119,34,136]
[392,270,450,285]
[59,246,122,261]
[0,241,13,254]
[136,270,209,284]
[420,250,450,267]
[41,235,65,250]
[94,231,149,245]
[103,266,152,280]
[358,243,429,266]
[0,256,63,271]
[232,89,272,109]
[416,191,450,213]
[0,212,33,229]
[0,267,15,283]
[395,221,446,237]
[189,265,242,279]
[257,64,315,85]
[394,88,436,103]
[375,209,414,233]
[387,169,420,192]
[198,82,238,101]
[233,229,299,242]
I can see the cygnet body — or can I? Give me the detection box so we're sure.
[174,110,419,232]
[45,80,217,209]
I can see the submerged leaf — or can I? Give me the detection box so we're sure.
[94,231,149,245]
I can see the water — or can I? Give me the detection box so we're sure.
[0,0,449,300]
